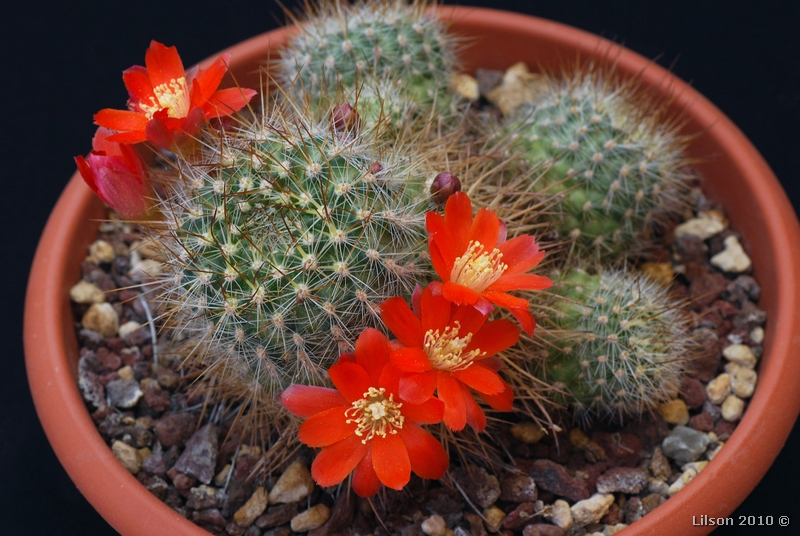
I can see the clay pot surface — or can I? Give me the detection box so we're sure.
[24,7,800,535]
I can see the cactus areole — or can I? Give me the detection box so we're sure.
[23,6,800,536]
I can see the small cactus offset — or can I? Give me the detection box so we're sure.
[152,103,435,393]
[500,70,692,261]
[279,0,457,112]
[531,268,691,421]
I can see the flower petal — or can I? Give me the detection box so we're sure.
[398,370,437,405]
[465,319,520,357]
[202,87,257,118]
[371,434,410,491]
[482,290,529,310]
[441,281,480,307]
[281,384,348,418]
[355,328,391,384]
[401,393,444,423]
[399,422,449,479]
[426,212,456,279]
[391,347,433,373]
[437,373,467,431]
[144,41,185,88]
[328,361,372,403]
[468,207,501,250]
[449,303,488,338]
[498,235,546,274]
[443,192,473,254]
[479,378,514,411]
[312,434,369,488]
[122,65,155,109]
[420,285,452,334]
[298,406,354,447]
[509,307,537,337]
[381,297,423,347]
[453,363,506,396]
[352,449,382,497]
[193,54,230,102]
[94,108,149,133]
[488,273,553,292]
[462,383,488,432]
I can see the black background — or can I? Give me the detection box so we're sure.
[3,1,799,534]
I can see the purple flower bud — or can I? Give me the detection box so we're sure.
[430,172,462,204]
[331,102,360,135]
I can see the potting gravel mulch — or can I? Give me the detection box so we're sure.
[68,175,766,536]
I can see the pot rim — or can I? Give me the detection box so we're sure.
[24,6,800,536]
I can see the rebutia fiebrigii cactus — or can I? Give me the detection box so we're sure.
[526,267,691,421]
[279,0,458,114]
[493,69,693,262]
[150,100,437,395]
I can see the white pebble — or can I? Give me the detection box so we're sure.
[706,441,725,461]
[730,366,757,398]
[268,460,315,504]
[111,440,141,474]
[750,327,764,344]
[69,280,105,304]
[674,212,727,240]
[421,514,447,536]
[667,461,708,495]
[723,344,757,368]
[233,487,268,527]
[548,499,573,531]
[721,395,745,421]
[290,504,330,532]
[710,235,752,273]
[705,373,731,404]
[570,493,615,526]
[88,239,115,264]
[118,320,142,338]
[81,302,119,337]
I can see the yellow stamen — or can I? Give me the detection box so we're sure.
[424,321,484,372]
[450,240,507,292]
[138,76,190,119]
[345,387,404,444]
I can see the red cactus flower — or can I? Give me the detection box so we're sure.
[74,127,151,219]
[381,285,518,432]
[94,40,256,151]
[281,328,448,497]
[426,192,553,336]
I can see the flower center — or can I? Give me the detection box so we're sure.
[424,321,484,372]
[345,387,404,444]
[449,240,508,292]
[138,77,190,119]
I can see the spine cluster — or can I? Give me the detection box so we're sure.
[155,107,433,392]
[534,268,691,420]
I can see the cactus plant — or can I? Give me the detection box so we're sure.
[529,268,691,421]
[150,102,436,395]
[278,0,457,114]
[496,70,692,261]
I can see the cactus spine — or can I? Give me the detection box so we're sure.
[500,71,691,261]
[279,0,457,114]
[153,105,434,393]
[532,268,690,421]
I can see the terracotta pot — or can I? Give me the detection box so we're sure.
[24,6,800,535]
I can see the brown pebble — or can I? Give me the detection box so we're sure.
[681,377,707,409]
[527,459,589,501]
[522,524,565,536]
[502,502,539,530]
[689,413,715,432]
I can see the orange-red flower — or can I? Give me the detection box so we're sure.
[382,285,518,432]
[94,40,256,151]
[74,127,151,219]
[281,328,448,497]
[426,192,553,336]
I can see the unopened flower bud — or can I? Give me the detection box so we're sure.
[331,102,360,135]
[430,172,461,204]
